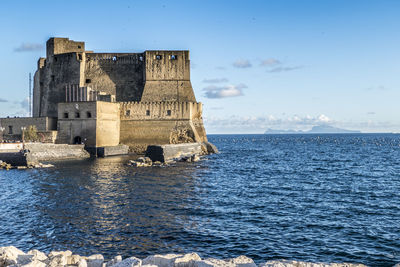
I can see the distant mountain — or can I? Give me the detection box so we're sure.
[265,125,361,134]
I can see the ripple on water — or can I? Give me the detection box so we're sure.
[0,134,400,266]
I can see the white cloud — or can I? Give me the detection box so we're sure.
[233,59,252,68]
[203,84,246,99]
[14,43,44,52]
[267,66,303,73]
[202,78,229,83]
[260,58,281,66]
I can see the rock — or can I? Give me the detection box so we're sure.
[191,155,200,162]
[259,260,368,267]
[20,259,47,267]
[142,254,183,267]
[67,254,82,265]
[108,257,141,267]
[193,256,255,267]
[48,250,72,258]
[106,255,123,267]
[86,254,104,267]
[174,253,202,267]
[78,258,88,267]
[27,249,48,262]
[0,246,26,266]
[202,142,218,155]
[48,254,68,267]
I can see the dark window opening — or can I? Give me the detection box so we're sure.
[146,110,150,116]
[86,79,91,84]
[87,112,92,118]
[126,110,131,116]
[170,55,177,60]
[167,110,171,116]
[78,45,81,49]
[75,112,80,118]
[155,55,162,60]
[51,75,55,82]
[54,57,58,62]
[40,82,43,86]
[8,126,13,134]
[74,136,82,144]
[78,54,82,60]
[63,113,69,118]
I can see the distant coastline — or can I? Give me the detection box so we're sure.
[264,125,361,134]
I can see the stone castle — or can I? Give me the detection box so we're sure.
[0,38,208,152]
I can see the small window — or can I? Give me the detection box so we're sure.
[63,113,69,118]
[54,57,58,62]
[78,54,82,60]
[8,126,13,134]
[126,110,131,116]
[170,55,177,60]
[166,110,171,116]
[139,56,143,61]
[146,110,150,116]
[86,79,91,84]
[51,75,55,82]
[155,55,162,60]
[78,45,81,49]
[75,112,80,118]
[112,56,117,61]
[87,111,92,118]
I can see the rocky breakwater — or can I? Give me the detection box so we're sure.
[0,246,375,267]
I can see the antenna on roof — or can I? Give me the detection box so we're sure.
[29,73,32,117]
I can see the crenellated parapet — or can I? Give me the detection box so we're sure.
[120,101,203,121]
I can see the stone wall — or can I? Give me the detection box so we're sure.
[56,102,120,147]
[0,117,57,137]
[84,53,145,102]
[141,50,196,102]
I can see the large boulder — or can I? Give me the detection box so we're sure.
[142,254,183,267]
[109,257,142,267]
[145,143,202,163]
[201,142,218,155]
[0,246,26,266]
[192,255,255,267]
[86,254,104,267]
[259,260,368,267]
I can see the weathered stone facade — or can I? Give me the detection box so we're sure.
[1,37,208,151]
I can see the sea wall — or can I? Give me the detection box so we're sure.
[0,246,372,267]
[25,143,90,161]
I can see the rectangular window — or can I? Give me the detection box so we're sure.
[126,110,131,116]
[78,45,81,49]
[167,110,171,116]
[139,56,143,61]
[170,55,177,60]
[87,112,92,118]
[155,55,162,60]
[75,112,80,118]
[86,79,91,84]
[78,54,82,60]
[8,126,13,134]
[51,75,55,82]
[63,113,69,118]
[146,110,150,116]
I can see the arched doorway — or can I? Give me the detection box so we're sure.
[74,136,82,144]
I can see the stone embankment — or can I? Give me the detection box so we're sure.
[0,246,377,267]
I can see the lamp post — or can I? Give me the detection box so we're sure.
[0,127,5,143]
[21,126,26,149]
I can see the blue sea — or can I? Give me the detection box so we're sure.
[1,134,400,266]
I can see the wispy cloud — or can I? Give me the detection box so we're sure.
[0,98,7,103]
[203,84,247,99]
[267,66,303,73]
[215,66,226,70]
[202,78,228,83]
[260,58,281,66]
[14,43,44,52]
[367,112,376,115]
[233,59,252,68]
[364,85,388,91]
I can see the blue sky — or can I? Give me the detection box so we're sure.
[0,0,399,133]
